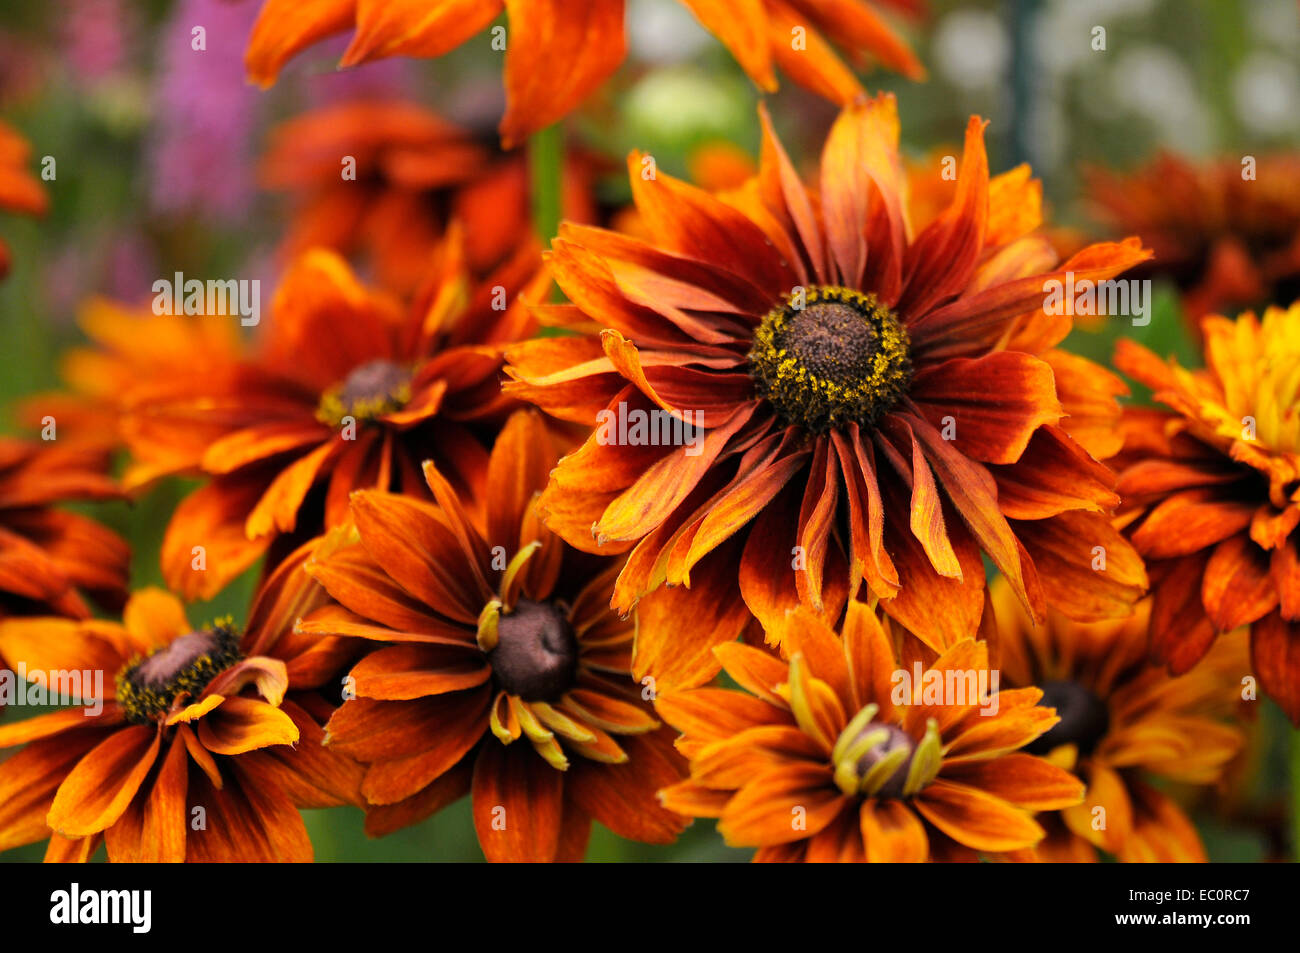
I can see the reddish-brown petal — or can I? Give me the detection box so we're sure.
[1131,490,1257,559]
[1202,534,1278,631]
[913,778,1044,852]
[633,539,755,692]
[860,798,929,862]
[196,696,300,756]
[246,0,356,86]
[1149,552,1219,674]
[899,116,989,318]
[0,732,102,851]
[940,753,1084,810]
[47,725,161,838]
[1013,511,1148,623]
[993,426,1119,520]
[909,352,1063,465]
[1252,610,1300,725]
[567,729,687,844]
[161,475,273,600]
[350,490,485,624]
[349,643,490,701]
[498,0,625,148]
[718,762,845,846]
[679,0,775,91]
[472,742,564,862]
[627,152,795,296]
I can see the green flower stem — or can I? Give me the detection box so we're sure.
[528,122,564,246]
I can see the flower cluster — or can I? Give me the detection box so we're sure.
[0,3,1287,864]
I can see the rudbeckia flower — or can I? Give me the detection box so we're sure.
[1114,302,1300,724]
[988,578,1249,862]
[303,410,687,860]
[0,120,47,279]
[0,439,128,619]
[656,601,1084,861]
[261,100,605,293]
[245,0,924,146]
[1086,152,1300,327]
[0,587,360,861]
[118,237,548,600]
[505,96,1152,690]
[17,297,243,453]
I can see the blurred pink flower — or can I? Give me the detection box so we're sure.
[61,0,135,85]
[149,0,261,222]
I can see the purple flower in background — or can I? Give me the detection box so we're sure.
[61,0,134,85]
[44,230,158,321]
[149,0,261,223]
[306,37,418,106]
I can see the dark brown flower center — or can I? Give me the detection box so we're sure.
[116,624,242,724]
[317,358,412,426]
[487,599,579,702]
[749,286,912,434]
[1024,680,1110,757]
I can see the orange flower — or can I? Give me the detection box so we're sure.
[0,587,360,861]
[0,439,127,619]
[116,238,547,600]
[304,410,687,860]
[245,1,924,146]
[1114,302,1300,724]
[1086,152,1300,326]
[17,297,244,453]
[261,100,605,293]
[656,602,1084,862]
[505,97,1151,691]
[0,120,47,279]
[989,578,1249,862]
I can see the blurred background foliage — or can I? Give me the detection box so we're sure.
[0,0,1297,861]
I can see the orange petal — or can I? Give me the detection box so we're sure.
[47,725,161,838]
[909,352,1063,465]
[940,753,1084,810]
[196,696,300,755]
[499,0,625,148]
[471,742,564,862]
[913,778,1044,853]
[860,798,929,862]
[351,643,490,701]
[1252,610,1300,725]
[1202,533,1277,631]
[246,0,356,87]
[567,729,688,844]
[717,762,845,847]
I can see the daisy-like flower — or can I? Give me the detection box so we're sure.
[988,578,1249,862]
[261,99,602,293]
[245,0,924,147]
[1086,152,1300,326]
[17,297,243,453]
[0,439,128,619]
[505,96,1151,690]
[303,410,687,860]
[0,119,48,279]
[1113,302,1300,724]
[657,601,1084,862]
[0,586,361,861]
[117,236,547,600]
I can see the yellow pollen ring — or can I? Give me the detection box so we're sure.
[749,285,912,434]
